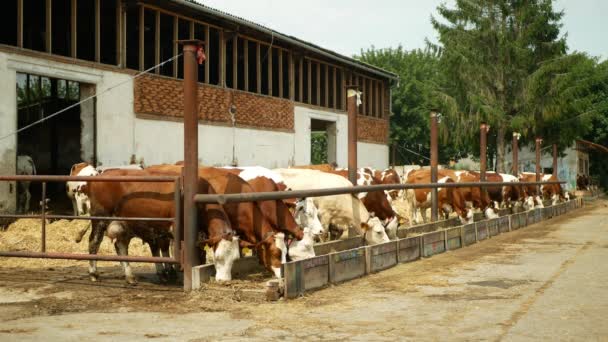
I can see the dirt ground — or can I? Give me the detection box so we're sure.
[1,199,607,341]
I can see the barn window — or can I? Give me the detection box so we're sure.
[143,9,156,71]
[247,40,257,92]
[282,51,289,99]
[208,27,220,85]
[328,66,334,109]
[0,0,17,46]
[294,57,301,102]
[237,37,246,91]
[194,23,206,83]
[260,44,270,95]
[158,13,174,77]
[225,35,234,88]
[100,0,118,65]
[77,0,95,61]
[23,0,46,52]
[177,18,190,79]
[125,5,139,70]
[271,47,279,97]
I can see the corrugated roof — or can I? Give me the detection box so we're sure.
[170,0,399,81]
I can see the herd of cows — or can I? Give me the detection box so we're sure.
[14,157,569,286]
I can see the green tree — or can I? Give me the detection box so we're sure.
[357,46,464,164]
[431,0,567,172]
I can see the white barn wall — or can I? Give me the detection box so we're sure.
[0,52,17,212]
[358,142,389,170]
[294,105,348,167]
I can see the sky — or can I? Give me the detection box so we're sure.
[197,0,607,60]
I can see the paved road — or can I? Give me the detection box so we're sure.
[1,199,607,341]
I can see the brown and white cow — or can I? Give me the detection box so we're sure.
[518,172,546,209]
[441,170,499,219]
[404,169,472,225]
[478,172,523,209]
[541,174,566,205]
[85,168,240,284]
[274,168,391,245]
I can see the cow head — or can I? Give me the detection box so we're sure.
[287,228,316,261]
[363,216,390,245]
[459,208,474,225]
[213,236,240,281]
[523,196,535,211]
[293,198,324,236]
[564,192,571,201]
[383,216,399,240]
[484,206,500,220]
[534,196,544,208]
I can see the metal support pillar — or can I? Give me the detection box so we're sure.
[430,111,439,222]
[552,144,558,177]
[512,132,520,176]
[347,86,359,185]
[180,40,202,291]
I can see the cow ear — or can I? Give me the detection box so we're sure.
[360,222,370,232]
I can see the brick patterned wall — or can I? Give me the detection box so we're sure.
[134,74,294,131]
[357,115,389,144]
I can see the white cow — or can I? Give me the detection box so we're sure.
[274,168,390,245]
[16,155,36,213]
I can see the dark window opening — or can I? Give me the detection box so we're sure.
[294,58,301,102]
[100,0,117,65]
[77,0,95,61]
[282,52,289,99]
[237,37,245,91]
[177,18,189,79]
[225,36,234,88]
[247,41,257,92]
[51,0,70,56]
[320,64,326,107]
[0,0,17,46]
[260,44,270,95]
[302,60,309,103]
[125,6,139,70]
[271,48,279,97]
[328,66,334,108]
[158,13,174,76]
[143,9,156,70]
[371,80,377,117]
[208,27,220,85]
[194,23,206,83]
[336,70,342,110]
[311,61,318,106]
[23,0,46,52]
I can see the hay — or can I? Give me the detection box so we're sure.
[0,219,152,269]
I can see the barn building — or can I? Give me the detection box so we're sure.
[0,0,397,213]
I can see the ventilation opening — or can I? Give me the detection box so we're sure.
[0,0,17,46]
[125,6,139,70]
[320,64,326,107]
[260,44,270,95]
[208,27,220,85]
[51,0,70,57]
[271,48,279,97]
[100,0,117,65]
[143,9,156,70]
[225,35,234,88]
[177,18,189,79]
[282,52,289,99]
[23,0,46,52]
[336,71,343,110]
[159,13,174,77]
[77,0,95,61]
[237,37,245,91]
[311,61,318,106]
[294,58,301,102]
[247,41,257,92]
[328,66,335,109]
[302,60,309,103]
[194,23,206,83]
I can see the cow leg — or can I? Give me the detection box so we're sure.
[148,239,169,284]
[88,220,106,282]
[159,237,177,281]
[114,235,136,285]
[24,188,31,213]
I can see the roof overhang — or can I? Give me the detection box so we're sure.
[577,139,608,153]
[166,0,399,82]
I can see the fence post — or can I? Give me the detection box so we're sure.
[180,39,203,291]
[430,111,439,222]
[41,182,47,253]
[552,144,558,177]
[347,86,359,185]
[512,132,520,175]
[535,137,543,195]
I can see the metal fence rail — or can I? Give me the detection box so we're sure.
[0,175,182,264]
[194,180,565,204]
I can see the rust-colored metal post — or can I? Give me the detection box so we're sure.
[430,111,439,222]
[479,123,488,182]
[181,40,202,291]
[512,132,519,175]
[535,137,542,194]
[552,144,558,177]
[347,86,359,185]
[41,182,46,252]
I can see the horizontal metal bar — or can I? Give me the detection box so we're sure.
[0,251,179,263]
[0,214,176,222]
[0,175,178,182]
[194,181,565,204]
